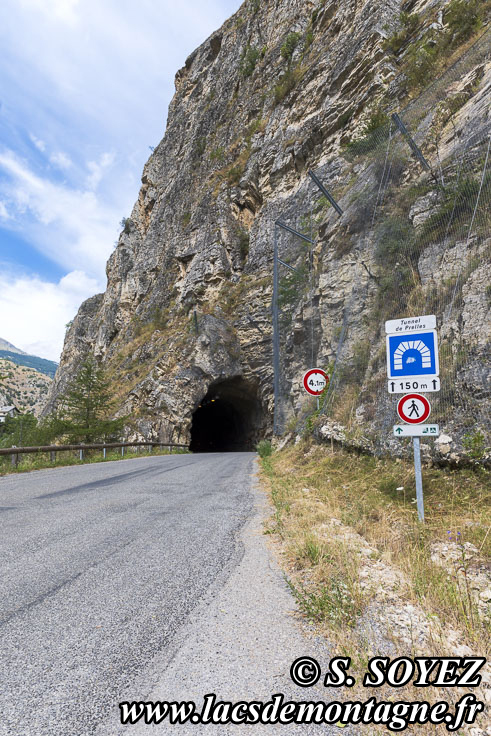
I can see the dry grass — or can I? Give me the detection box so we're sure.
[260,441,491,732]
[261,440,491,650]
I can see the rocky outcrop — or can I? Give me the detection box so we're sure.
[44,0,491,458]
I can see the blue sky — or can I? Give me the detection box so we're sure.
[0,0,242,360]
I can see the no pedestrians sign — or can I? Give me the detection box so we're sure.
[397,393,431,424]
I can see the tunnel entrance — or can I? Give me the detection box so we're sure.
[189,377,263,452]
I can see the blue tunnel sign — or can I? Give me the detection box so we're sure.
[386,330,439,379]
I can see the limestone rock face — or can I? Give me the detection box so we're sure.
[43,0,491,457]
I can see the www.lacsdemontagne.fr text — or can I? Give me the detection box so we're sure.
[120,656,486,731]
[120,692,484,731]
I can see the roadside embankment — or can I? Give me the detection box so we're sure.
[259,441,491,734]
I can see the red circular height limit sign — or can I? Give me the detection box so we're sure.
[397,393,431,424]
[303,369,329,396]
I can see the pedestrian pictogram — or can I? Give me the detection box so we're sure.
[397,393,431,424]
[386,330,439,380]
[303,369,329,396]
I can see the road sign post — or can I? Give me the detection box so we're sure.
[386,315,441,524]
[413,437,425,523]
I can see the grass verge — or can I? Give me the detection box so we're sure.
[260,441,491,732]
[0,447,190,475]
[260,440,490,652]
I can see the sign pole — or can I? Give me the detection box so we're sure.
[413,437,425,523]
[272,225,280,436]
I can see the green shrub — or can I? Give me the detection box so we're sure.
[402,0,485,91]
[405,40,439,90]
[344,107,389,157]
[150,306,169,330]
[227,164,245,185]
[444,0,482,47]
[305,26,314,49]
[274,65,304,104]
[364,107,389,135]
[256,439,273,457]
[351,340,370,382]
[250,0,260,13]
[181,211,191,227]
[240,45,260,77]
[209,146,225,163]
[374,217,416,265]
[120,217,131,234]
[376,267,413,305]
[278,263,308,309]
[195,136,207,157]
[281,32,301,63]
[378,476,400,498]
[383,12,419,55]
[237,229,250,260]
[421,174,491,242]
[463,431,487,461]
[287,577,361,628]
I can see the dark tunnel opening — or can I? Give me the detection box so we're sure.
[189,377,263,452]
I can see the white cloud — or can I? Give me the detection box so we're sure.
[29,133,46,152]
[0,149,120,278]
[49,151,72,170]
[18,0,81,26]
[0,269,100,361]
[86,151,115,190]
[0,0,242,361]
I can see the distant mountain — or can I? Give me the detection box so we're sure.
[0,350,58,379]
[0,338,27,355]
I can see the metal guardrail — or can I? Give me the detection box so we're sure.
[0,441,189,467]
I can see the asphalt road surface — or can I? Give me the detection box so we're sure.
[0,453,353,736]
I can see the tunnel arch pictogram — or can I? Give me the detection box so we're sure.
[393,340,432,370]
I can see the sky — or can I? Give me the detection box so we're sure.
[0,0,242,361]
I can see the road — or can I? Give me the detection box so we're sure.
[0,453,351,735]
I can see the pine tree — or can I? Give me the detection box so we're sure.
[57,357,124,443]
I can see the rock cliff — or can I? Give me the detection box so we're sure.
[44,0,491,459]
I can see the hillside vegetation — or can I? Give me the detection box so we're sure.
[0,358,52,415]
[0,350,58,379]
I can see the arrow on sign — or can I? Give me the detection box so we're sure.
[395,427,403,435]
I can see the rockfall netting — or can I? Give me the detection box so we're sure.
[272,30,491,459]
